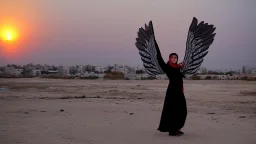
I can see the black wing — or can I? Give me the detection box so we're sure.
[135,21,165,76]
[181,17,216,75]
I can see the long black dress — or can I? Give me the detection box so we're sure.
[157,61,187,133]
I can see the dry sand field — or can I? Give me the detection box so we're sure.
[0,78,256,144]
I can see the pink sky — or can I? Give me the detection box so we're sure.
[0,0,255,70]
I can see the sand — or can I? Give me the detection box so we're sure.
[0,78,256,144]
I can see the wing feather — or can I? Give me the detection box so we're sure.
[182,17,216,75]
[135,21,165,76]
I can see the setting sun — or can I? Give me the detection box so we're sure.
[1,26,18,42]
[5,32,13,41]
[0,19,29,57]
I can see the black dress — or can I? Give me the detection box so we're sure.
[157,62,187,133]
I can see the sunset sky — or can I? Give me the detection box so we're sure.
[0,0,255,70]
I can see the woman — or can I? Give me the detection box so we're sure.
[135,18,216,136]
[157,53,187,136]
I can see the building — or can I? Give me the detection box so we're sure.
[98,73,105,78]
[41,70,59,75]
[156,74,168,80]
[4,67,23,76]
[12,69,23,76]
[197,67,207,74]
[78,65,83,73]
[79,71,105,79]
[119,66,130,74]
[32,70,41,77]
[80,72,101,77]
[58,67,70,76]
[110,64,131,74]
[125,73,136,80]
[84,65,94,72]
[229,74,243,80]
[251,68,256,75]
[242,66,254,75]
[198,74,228,80]
[136,73,150,80]
[95,66,106,73]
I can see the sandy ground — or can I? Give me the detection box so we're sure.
[0,78,256,144]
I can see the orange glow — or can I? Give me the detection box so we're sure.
[1,25,18,42]
[0,19,26,58]
[0,1,43,60]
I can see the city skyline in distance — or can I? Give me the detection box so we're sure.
[1,62,253,72]
[0,0,255,70]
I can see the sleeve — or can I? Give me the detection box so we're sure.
[155,39,167,73]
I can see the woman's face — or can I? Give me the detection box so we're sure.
[169,55,178,64]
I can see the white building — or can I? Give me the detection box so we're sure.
[95,66,106,73]
[58,67,70,75]
[32,70,41,77]
[110,64,131,74]
[81,72,102,78]
[63,67,70,75]
[136,73,150,80]
[78,65,83,73]
[120,67,129,74]
[156,74,167,80]
[125,73,136,80]
[198,75,228,80]
[4,67,14,74]
[136,65,144,71]
[98,73,105,78]
[251,68,256,75]
[197,67,207,74]
[48,70,59,73]
[5,67,23,76]
[88,72,97,77]
[229,74,243,80]
[12,69,23,76]
[114,64,120,70]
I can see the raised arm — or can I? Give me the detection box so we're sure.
[154,39,167,72]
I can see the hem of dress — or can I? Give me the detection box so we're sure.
[157,128,169,132]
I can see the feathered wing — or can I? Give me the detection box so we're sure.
[181,17,216,75]
[135,21,165,76]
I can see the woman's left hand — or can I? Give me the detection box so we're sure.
[178,62,184,68]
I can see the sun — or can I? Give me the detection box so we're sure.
[1,26,18,42]
[5,32,13,41]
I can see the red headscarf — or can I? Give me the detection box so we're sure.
[168,61,181,68]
